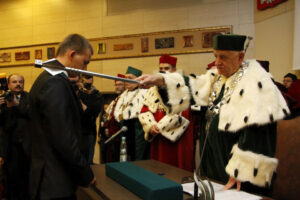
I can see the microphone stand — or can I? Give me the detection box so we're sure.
[104,127,128,144]
[188,122,214,200]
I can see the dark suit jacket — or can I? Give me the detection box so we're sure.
[28,60,94,199]
[0,91,29,162]
[79,88,103,136]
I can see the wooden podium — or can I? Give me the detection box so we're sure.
[77,160,193,200]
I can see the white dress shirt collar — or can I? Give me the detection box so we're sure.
[42,58,68,77]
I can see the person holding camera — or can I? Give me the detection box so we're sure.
[0,73,30,200]
[78,75,103,164]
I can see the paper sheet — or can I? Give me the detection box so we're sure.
[182,181,261,200]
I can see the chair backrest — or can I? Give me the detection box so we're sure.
[273,117,300,200]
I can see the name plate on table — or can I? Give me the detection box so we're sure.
[105,162,183,200]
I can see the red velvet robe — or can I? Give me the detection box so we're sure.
[103,97,121,162]
[140,105,195,172]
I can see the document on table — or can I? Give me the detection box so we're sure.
[182,181,261,200]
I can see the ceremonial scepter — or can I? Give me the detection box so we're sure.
[34,59,140,84]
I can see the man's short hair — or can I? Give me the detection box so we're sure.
[284,73,298,82]
[82,74,93,79]
[8,73,24,83]
[56,34,93,56]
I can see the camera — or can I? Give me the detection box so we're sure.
[0,73,14,102]
[0,90,14,102]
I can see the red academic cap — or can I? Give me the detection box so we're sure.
[115,74,125,83]
[117,74,125,78]
[159,55,177,67]
[207,61,215,70]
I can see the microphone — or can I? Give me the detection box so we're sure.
[104,126,128,144]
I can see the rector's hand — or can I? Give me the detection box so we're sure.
[223,177,241,191]
[136,74,165,88]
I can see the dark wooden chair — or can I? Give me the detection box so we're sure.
[273,117,300,200]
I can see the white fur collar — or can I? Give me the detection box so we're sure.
[218,59,289,132]
[189,59,290,132]
[143,86,169,113]
[114,88,147,121]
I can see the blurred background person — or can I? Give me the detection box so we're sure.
[283,73,298,89]
[99,74,125,163]
[287,79,300,118]
[114,75,126,95]
[0,73,30,200]
[114,67,149,161]
[78,74,103,164]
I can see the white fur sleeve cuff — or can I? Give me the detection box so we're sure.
[161,73,190,114]
[157,114,190,142]
[225,144,278,188]
[138,112,157,141]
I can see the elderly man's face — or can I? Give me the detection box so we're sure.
[214,50,244,77]
[125,74,138,91]
[283,77,293,89]
[159,63,176,73]
[8,75,24,94]
[115,80,125,94]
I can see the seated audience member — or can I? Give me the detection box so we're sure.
[257,60,296,110]
[283,73,297,89]
[139,55,194,171]
[0,74,30,200]
[287,79,300,117]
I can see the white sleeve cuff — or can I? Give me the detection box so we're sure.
[157,114,190,142]
[225,144,278,188]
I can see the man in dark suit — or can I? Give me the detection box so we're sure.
[0,74,30,200]
[28,34,96,200]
